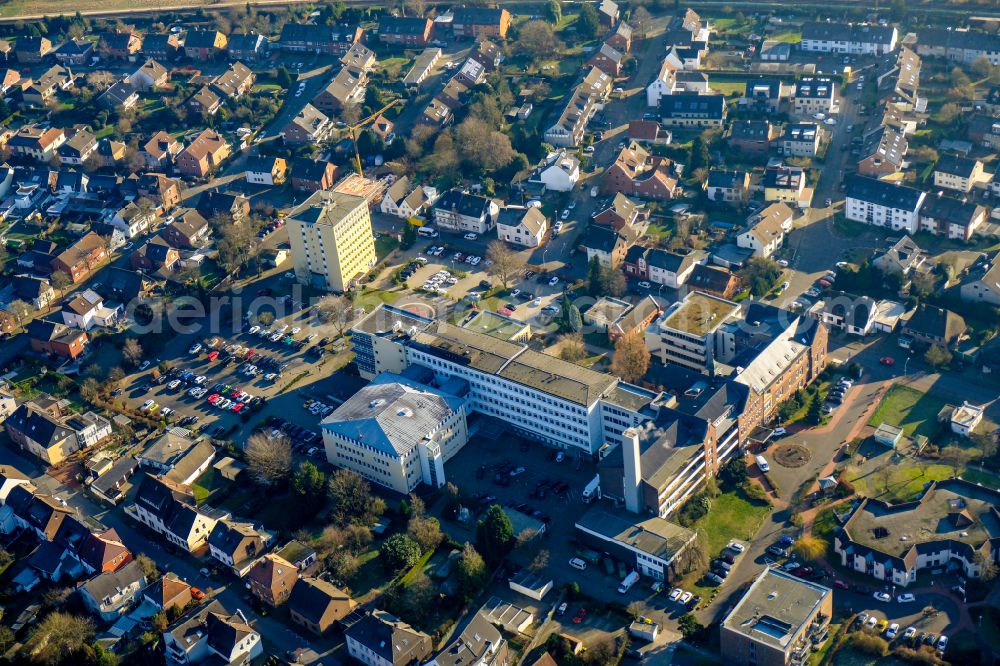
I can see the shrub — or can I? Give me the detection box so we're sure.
[849,632,889,656]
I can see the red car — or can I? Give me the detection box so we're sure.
[207,394,220,404]
[833,579,849,590]
[190,587,206,601]
[207,351,219,361]
[232,403,244,413]
[880,357,895,366]
[231,388,243,398]
[573,608,587,624]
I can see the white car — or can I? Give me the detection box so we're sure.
[549,276,559,286]
[772,427,787,437]
[903,627,916,639]
[553,221,563,232]
[291,327,301,335]
[188,387,201,397]
[194,376,207,385]
[897,593,915,603]
[511,289,521,298]
[836,261,849,269]
[778,259,789,267]
[864,615,878,629]
[669,588,682,601]
[532,298,542,306]
[637,281,652,289]
[464,232,478,240]
[271,333,282,342]
[825,117,838,125]
[936,635,947,651]
[560,209,571,220]
[277,324,289,334]
[679,591,693,604]
[160,407,173,417]
[873,591,891,602]
[139,360,151,371]
[189,343,202,354]
[249,325,260,335]
[727,541,745,553]
[141,400,155,410]
[781,281,790,290]
[264,373,278,381]
[885,623,899,640]
[167,380,181,390]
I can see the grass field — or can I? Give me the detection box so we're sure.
[849,462,953,502]
[695,490,772,556]
[867,385,945,439]
[0,0,225,17]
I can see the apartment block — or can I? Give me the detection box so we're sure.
[287,191,376,293]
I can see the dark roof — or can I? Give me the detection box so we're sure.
[934,154,979,179]
[660,93,725,119]
[288,577,352,625]
[379,16,431,36]
[81,559,144,601]
[822,290,877,329]
[744,77,782,98]
[687,265,736,293]
[844,174,924,212]
[435,190,492,219]
[802,21,896,45]
[904,304,967,343]
[452,6,507,25]
[919,28,1000,53]
[291,158,335,182]
[730,119,773,140]
[280,23,334,43]
[646,249,693,273]
[344,611,432,666]
[920,194,983,228]
[13,275,51,301]
[579,224,623,253]
[184,30,223,49]
[227,33,267,52]
[707,169,746,189]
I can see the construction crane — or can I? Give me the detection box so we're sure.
[345,99,403,178]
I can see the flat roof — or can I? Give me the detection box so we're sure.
[462,310,529,341]
[722,568,830,652]
[843,479,1000,558]
[576,508,694,564]
[662,292,739,336]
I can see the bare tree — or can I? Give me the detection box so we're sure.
[559,333,587,363]
[610,331,651,383]
[122,338,143,368]
[486,240,522,290]
[50,271,72,294]
[315,294,353,336]
[403,0,426,16]
[245,433,293,488]
[629,6,653,38]
[6,299,33,329]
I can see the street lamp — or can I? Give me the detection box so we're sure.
[903,352,912,376]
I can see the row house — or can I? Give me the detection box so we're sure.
[588,43,624,78]
[278,23,364,55]
[379,17,434,47]
[131,474,228,553]
[160,209,210,249]
[544,67,612,147]
[51,231,107,284]
[593,192,646,230]
[706,169,750,204]
[918,194,986,242]
[623,247,703,288]
[727,119,778,155]
[801,21,898,55]
[137,172,182,212]
[917,28,1000,66]
[933,155,983,193]
[184,30,228,60]
[227,33,268,61]
[142,33,181,61]
[451,6,511,40]
[8,125,66,162]
[99,30,142,60]
[433,190,499,234]
[857,127,907,178]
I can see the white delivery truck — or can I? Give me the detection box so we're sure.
[581,475,601,503]
[618,571,640,594]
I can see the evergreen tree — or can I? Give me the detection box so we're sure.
[557,292,582,333]
[587,256,603,296]
[475,504,514,564]
[807,393,823,425]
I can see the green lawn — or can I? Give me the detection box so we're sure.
[375,234,400,259]
[695,490,772,555]
[190,468,226,505]
[867,385,946,439]
[711,80,747,96]
[849,462,953,503]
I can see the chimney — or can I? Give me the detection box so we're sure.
[622,428,642,514]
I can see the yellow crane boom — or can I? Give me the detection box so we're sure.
[347,98,403,178]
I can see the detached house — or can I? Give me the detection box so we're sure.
[433,190,499,234]
[497,206,548,248]
[137,172,182,212]
[247,553,298,607]
[176,129,231,179]
[794,76,838,116]
[601,142,681,201]
[245,156,288,186]
[902,304,967,348]
[659,94,726,128]
[821,291,879,336]
[208,518,270,577]
[161,209,210,249]
[706,169,749,203]
[282,104,333,145]
[593,192,645,230]
[763,166,808,207]
[873,235,925,276]
[142,131,183,169]
[530,151,580,192]
[313,68,366,113]
[290,159,338,194]
[110,201,154,239]
[57,128,98,166]
[131,59,170,91]
[379,177,436,220]
[782,123,821,157]
[27,319,89,361]
[289,578,355,636]
[933,155,984,193]
[79,560,146,622]
[728,120,778,155]
[5,400,80,464]
[961,252,1000,306]
[162,600,262,665]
